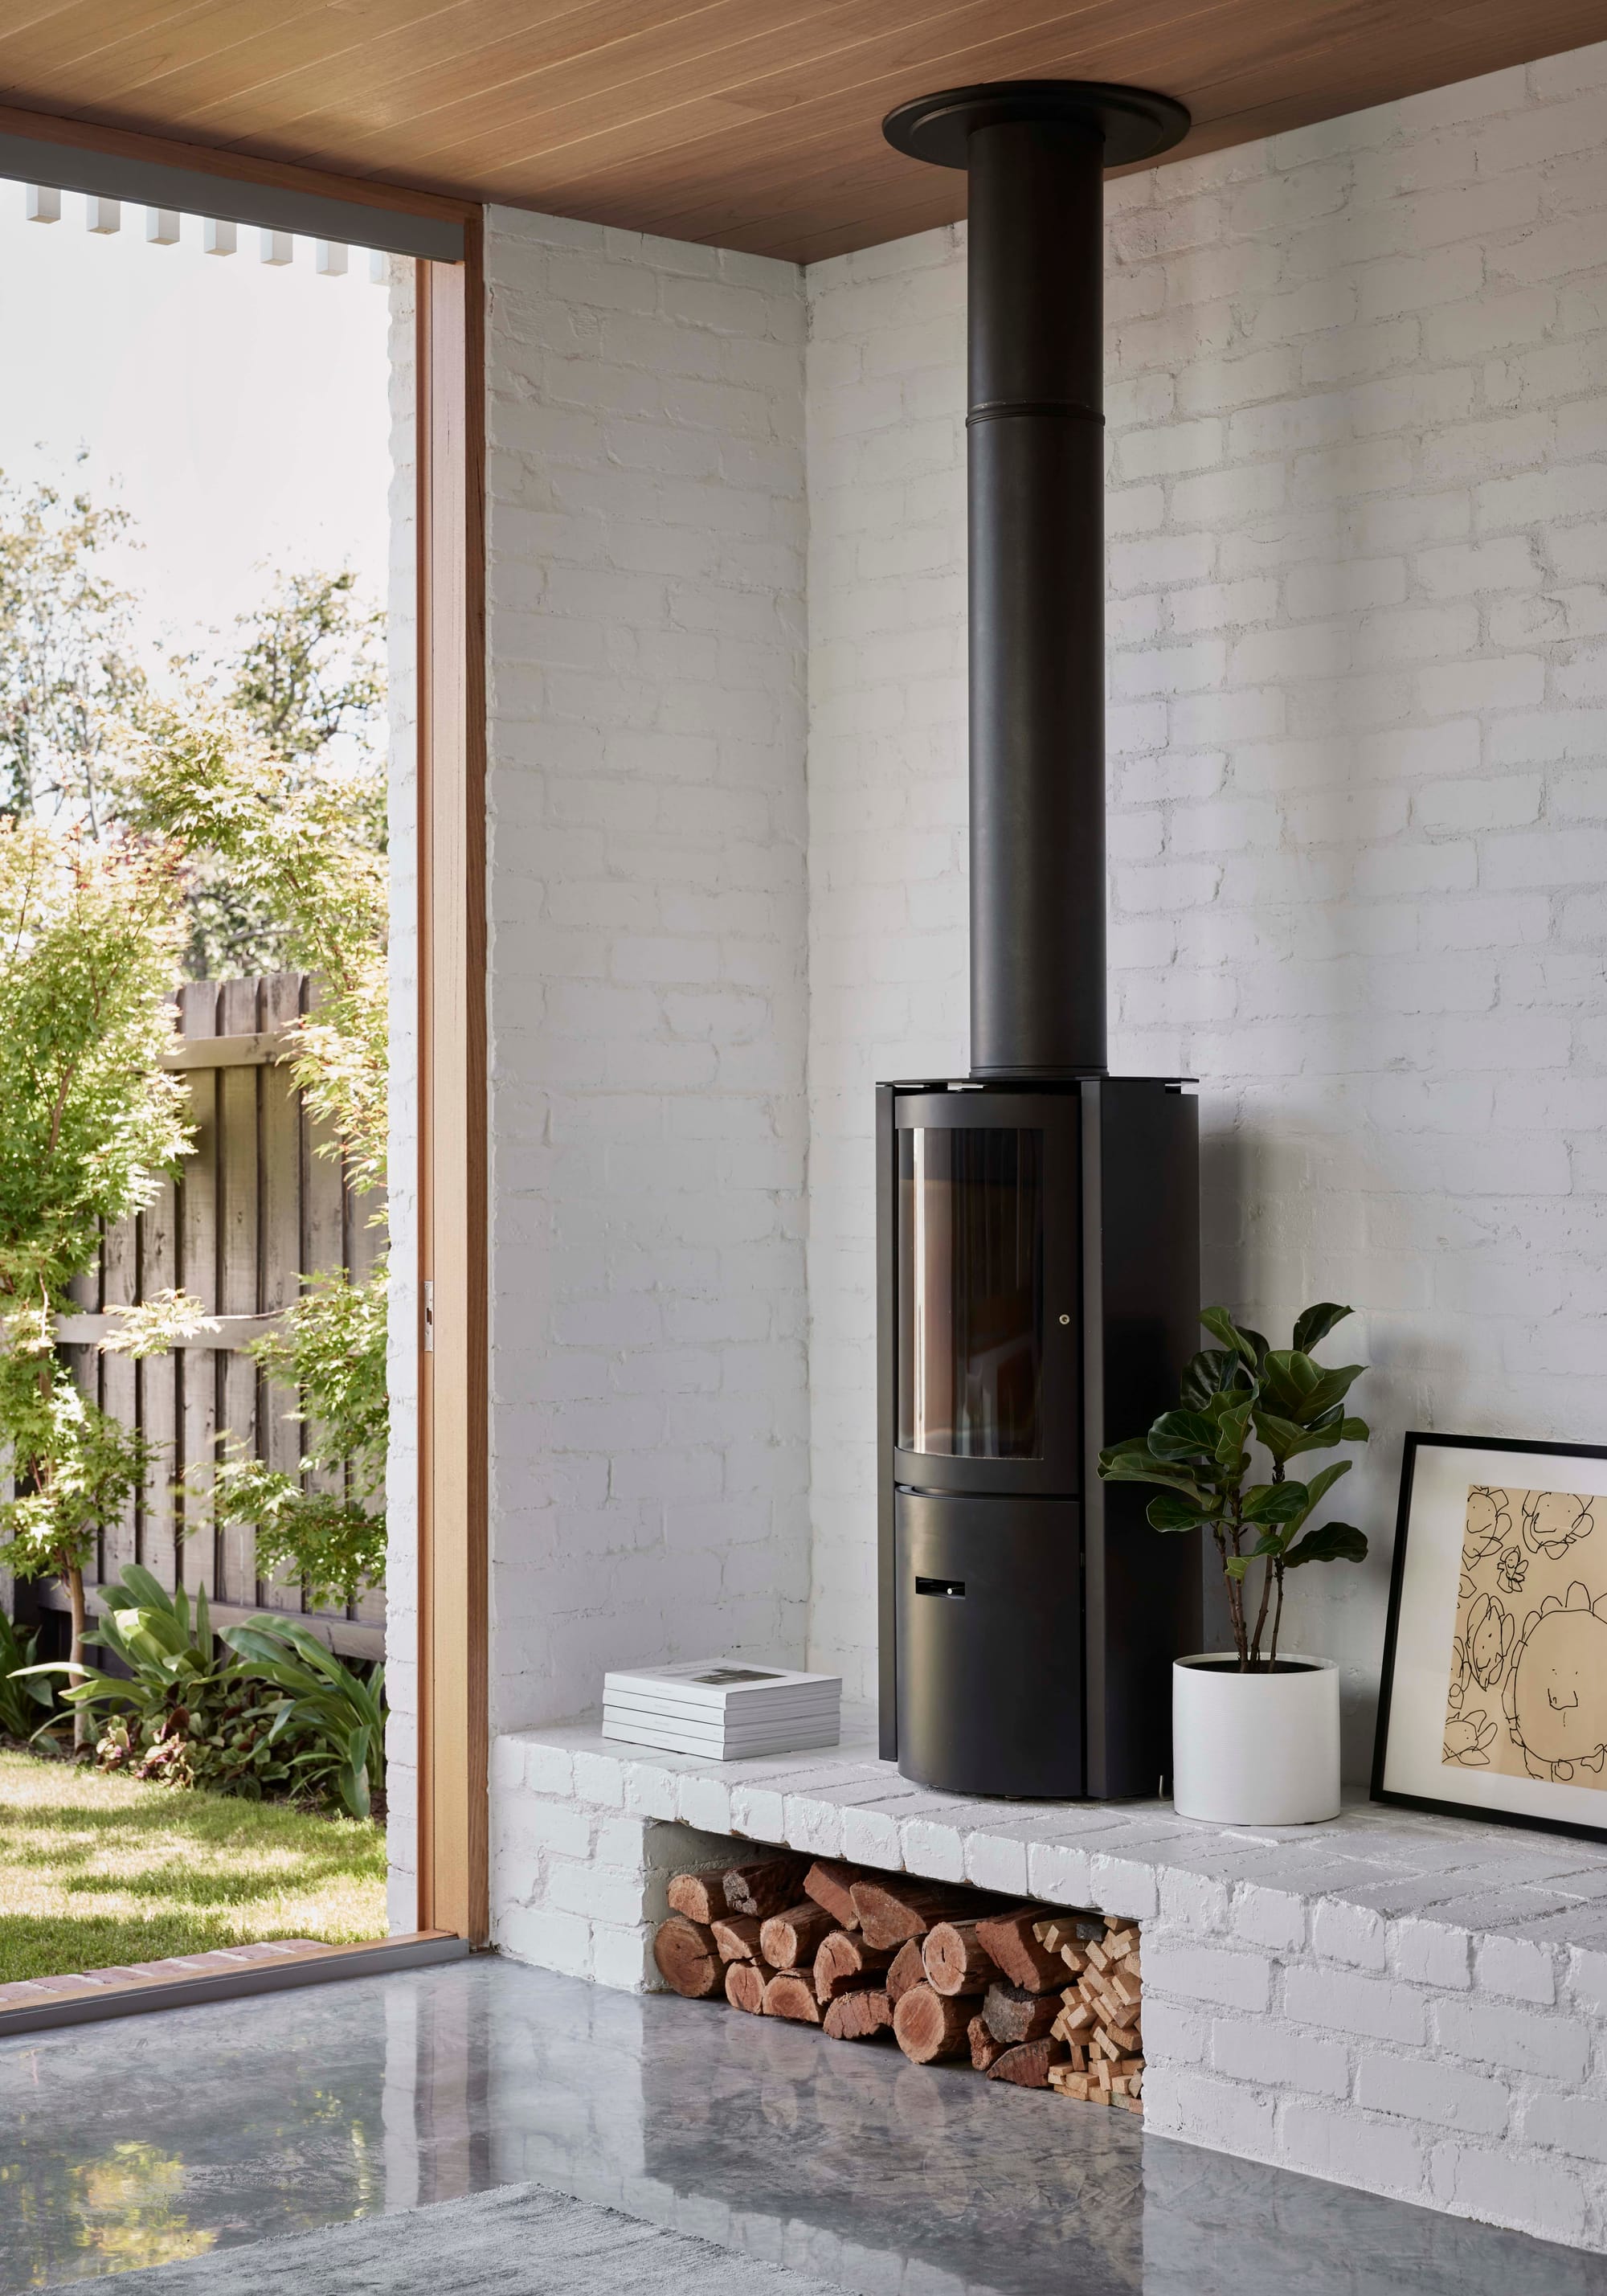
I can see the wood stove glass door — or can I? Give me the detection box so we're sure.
[893,1092,1079,1497]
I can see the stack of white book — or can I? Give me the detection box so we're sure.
[602,1659,841,1758]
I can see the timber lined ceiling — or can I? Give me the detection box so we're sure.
[2,2,1606,264]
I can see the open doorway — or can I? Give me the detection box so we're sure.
[0,168,408,1990]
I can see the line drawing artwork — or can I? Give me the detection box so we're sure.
[1445,1485,1607,1783]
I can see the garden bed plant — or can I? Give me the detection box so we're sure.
[10,1566,386,1819]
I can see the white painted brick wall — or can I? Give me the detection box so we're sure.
[804,42,1607,1765]
[384,256,419,1933]
[494,1716,1607,2249]
[482,210,810,1739]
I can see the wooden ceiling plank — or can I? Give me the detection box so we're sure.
[81,0,808,130]
[441,0,1255,198]
[231,0,1050,170]
[129,0,737,136]
[0,0,1598,263]
[366,0,1225,181]
[0,0,281,78]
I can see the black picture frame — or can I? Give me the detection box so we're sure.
[1372,1429,1607,1844]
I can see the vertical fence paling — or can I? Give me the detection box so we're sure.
[64,972,385,1656]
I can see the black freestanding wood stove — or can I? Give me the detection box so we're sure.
[876,82,1202,1801]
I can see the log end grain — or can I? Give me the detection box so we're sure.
[652,1916,722,2000]
[823,1986,892,2042]
[885,1938,927,2005]
[815,1928,893,2003]
[762,1971,823,2025]
[892,1982,971,2065]
[710,1913,766,1964]
[759,1901,834,1971]
[667,1868,730,1926]
[725,1958,776,2015]
[922,1919,996,1999]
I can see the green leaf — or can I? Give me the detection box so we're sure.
[1223,1555,1249,1580]
[1339,1416,1370,1443]
[1097,1452,1207,1497]
[1147,1410,1221,1462]
[1200,1308,1258,1365]
[1304,1459,1352,1510]
[1303,1364,1364,1418]
[1147,1493,1213,1531]
[1241,1480,1311,1525]
[1292,1303,1351,1355]
[1215,1404,1252,1468]
[1283,1522,1368,1568]
[1251,1408,1306,1461]
[1180,1348,1245,1409]
[1261,1350,1320,1410]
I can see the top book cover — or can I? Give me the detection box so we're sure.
[602,1658,841,1710]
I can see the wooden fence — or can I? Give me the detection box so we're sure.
[31,973,385,1659]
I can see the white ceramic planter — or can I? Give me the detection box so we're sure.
[1172,1652,1341,1824]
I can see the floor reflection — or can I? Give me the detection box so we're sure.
[0,1958,1597,2294]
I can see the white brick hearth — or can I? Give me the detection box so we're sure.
[494,1709,1607,2253]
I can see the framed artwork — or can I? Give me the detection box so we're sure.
[1373,1430,1607,1841]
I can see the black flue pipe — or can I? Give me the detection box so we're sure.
[883,82,1190,1080]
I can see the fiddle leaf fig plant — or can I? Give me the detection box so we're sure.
[1098,1302,1370,1672]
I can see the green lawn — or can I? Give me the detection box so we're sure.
[0,1746,386,1983]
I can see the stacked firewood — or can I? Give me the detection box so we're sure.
[652,1853,1141,2114]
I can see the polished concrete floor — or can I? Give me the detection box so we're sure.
[2,1956,1603,2294]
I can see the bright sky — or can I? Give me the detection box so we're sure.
[0,178,395,663]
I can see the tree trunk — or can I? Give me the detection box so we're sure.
[67,1562,89,1751]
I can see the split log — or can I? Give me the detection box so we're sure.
[723,1855,810,1920]
[851,1877,972,1952]
[988,2038,1068,2089]
[922,1919,997,1998]
[668,1867,734,1925]
[974,1907,1066,1993]
[886,1939,927,2004]
[652,1916,723,1999]
[815,1929,893,2002]
[967,2014,1008,2072]
[1107,1966,1143,2012]
[802,1859,861,1929]
[981,1982,1061,2045]
[823,1986,892,2042]
[726,1958,777,2014]
[763,1971,823,2025]
[759,1901,836,1971]
[892,1982,971,2065]
[1048,2069,1108,2103]
[710,1914,766,1963]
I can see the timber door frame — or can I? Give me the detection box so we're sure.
[0,116,490,1945]
[415,244,489,1942]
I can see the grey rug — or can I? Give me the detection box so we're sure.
[112,2179,851,2295]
